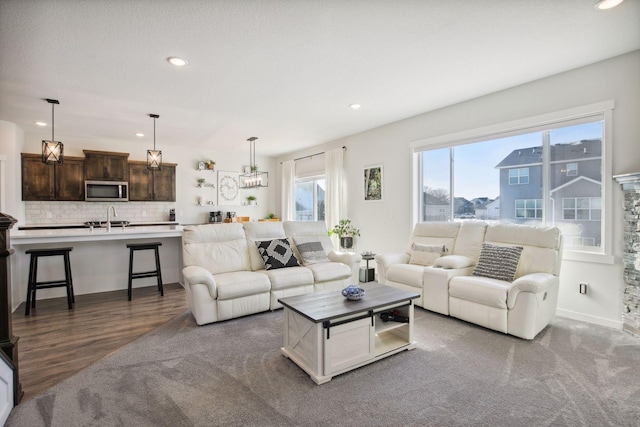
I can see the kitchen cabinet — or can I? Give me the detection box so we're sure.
[21,154,84,201]
[83,150,129,181]
[128,161,176,201]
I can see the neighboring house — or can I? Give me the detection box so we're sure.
[495,139,602,246]
[422,192,450,221]
[484,197,501,220]
[471,197,493,220]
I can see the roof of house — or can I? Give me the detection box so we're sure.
[495,139,602,169]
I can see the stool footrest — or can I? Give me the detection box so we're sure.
[32,280,70,288]
[131,271,161,279]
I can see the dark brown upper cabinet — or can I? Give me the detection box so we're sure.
[128,161,176,202]
[83,150,129,181]
[22,153,85,201]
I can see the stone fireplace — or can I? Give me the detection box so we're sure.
[614,172,640,337]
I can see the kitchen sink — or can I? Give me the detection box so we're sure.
[83,220,130,228]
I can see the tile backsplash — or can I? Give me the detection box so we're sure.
[25,201,176,224]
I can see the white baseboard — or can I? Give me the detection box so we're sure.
[556,308,623,330]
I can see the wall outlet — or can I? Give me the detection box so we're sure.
[579,282,588,295]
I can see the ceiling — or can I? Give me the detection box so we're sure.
[1,0,639,157]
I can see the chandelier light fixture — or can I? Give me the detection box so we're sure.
[42,98,63,164]
[240,136,268,188]
[146,113,162,171]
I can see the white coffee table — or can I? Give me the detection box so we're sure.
[278,284,419,384]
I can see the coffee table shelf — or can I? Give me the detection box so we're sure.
[279,284,419,384]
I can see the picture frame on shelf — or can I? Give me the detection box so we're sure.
[364,164,383,202]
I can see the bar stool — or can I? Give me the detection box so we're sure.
[25,247,75,315]
[127,242,164,301]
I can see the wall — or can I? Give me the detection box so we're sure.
[0,131,276,227]
[277,50,640,329]
[0,120,24,222]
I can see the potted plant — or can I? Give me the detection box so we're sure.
[250,164,259,172]
[197,178,206,188]
[246,195,257,205]
[330,219,360,250]
[207,160,215,170]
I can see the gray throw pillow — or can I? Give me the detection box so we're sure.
[472,243,523,282]
[296,240,330,265]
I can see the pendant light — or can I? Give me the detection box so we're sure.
[146,113,162,171]
[42,98,63,164]
[240,136,268,188]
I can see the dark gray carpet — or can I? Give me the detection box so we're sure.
[7,308,640,426]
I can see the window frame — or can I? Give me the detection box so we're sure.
[509,168,530,185]
[411,100,614,264]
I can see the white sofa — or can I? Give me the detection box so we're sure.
[376,221,562,339]
[182,221,361,325]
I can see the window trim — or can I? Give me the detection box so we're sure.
[411,100,615,263]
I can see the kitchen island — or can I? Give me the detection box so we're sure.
[10,224,184,312]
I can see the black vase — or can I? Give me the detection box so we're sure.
[340,237,353,249]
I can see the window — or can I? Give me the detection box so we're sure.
[509,168,529,185]
[562,197,601,221]
[515,199,542,219]
[415,103,611,255]
[295,177,325,221]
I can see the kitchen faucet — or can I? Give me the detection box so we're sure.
[106,204,118,232]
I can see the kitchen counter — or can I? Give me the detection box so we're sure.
[11,224,183,245]
[9,223,184,312]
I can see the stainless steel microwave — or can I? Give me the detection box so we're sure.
[85,180,129,202]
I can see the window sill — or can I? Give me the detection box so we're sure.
[562,250,614,265]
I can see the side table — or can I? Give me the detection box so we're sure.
[359,253,376,283]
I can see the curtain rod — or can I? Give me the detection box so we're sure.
[281,146,346,164]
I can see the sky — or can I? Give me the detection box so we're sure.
[423,121,603,200]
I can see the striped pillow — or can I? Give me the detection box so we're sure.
[472,243,523,282]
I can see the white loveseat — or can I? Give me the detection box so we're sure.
[376,221,562,339]
[182,221,361,325]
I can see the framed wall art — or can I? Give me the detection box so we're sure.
[364,164,383,202]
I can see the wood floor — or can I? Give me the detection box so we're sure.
[11,282,187,402]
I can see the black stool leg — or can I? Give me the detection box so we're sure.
[154,246,164,297]
[63,251,73,310]
[128,248,134,301]
[25,254,36,315]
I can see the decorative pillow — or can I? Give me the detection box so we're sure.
[434,255,474,269]
[472,243,523,282]
[255,239,300,270]
[409,243,447,266]
[294,239,330,265]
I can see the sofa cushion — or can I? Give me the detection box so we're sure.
[293,237,331,265]
[258,266,314,290]
[256,239,300,270]
[409,243,447,266]
[243,221,288,271]
[182,224,251,275]
[306,262,351,283]
[434,255,474,269]
[387,264,424,289]
[451,220,488,263]
[449,275,509,309]
[473,243,523,282]
[214,271,271,300]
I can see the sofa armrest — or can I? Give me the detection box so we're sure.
[507,273,558,309]
[182,265,217,299]
[375,253,410,284]
[329,251,362,283]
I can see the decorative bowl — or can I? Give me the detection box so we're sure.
[342,285,366,301]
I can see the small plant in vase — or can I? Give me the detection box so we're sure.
[329,219,360,250]
[207,160,215,170]
[246,195,257,205]
[197,178,206,188]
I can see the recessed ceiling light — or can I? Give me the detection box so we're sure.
[595,0,624,10]
[167,57,188,67]
[350,104,361,110]
[34,121,47,127]
[135,132,145,137]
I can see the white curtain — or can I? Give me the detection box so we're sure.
[281,160,296,221]
[325,147,345,247]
